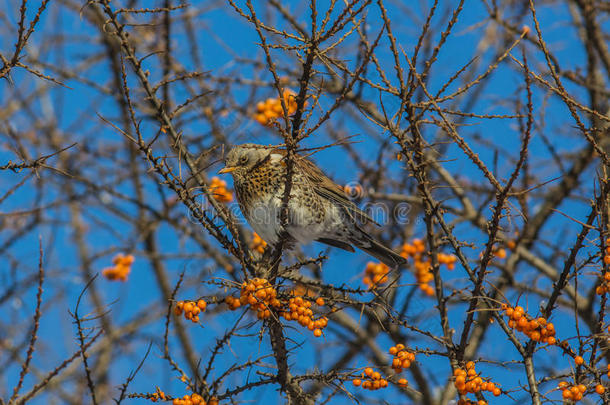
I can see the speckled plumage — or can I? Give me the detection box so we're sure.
[219,143,406,268]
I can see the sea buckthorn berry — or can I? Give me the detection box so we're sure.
[250,232,267,254]
[575,356,584,366]
[175,300,206,324]
[283,288,329,336]
[596,384,605,394]
[400,239,455,294]
[252,89,304,126]
[453,363,500,398]
[102,254,135,281]
[354,368,389,391]
[363,261,390,289]
[501,304,556,344]
[389,344,415,373]
[494,248,507,259]
[209,176,233,203]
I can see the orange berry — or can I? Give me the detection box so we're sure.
[547,337,556,345]
[577,384,586,393]
[389,346,398,355]
[364,367,373,377]
[562,389,572,399]
[575,356,584,365]
[313,329,322,337]
[558,381,569,388]
[316,297,325,306]
[397,378,408,387]
[604,255,610,265]
[596,384,605,394]
[493,388,501,396]
[371,371,381,381]
[353,379,361,387]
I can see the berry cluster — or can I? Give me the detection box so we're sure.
[279,294,328,337]
[102,254,134,281]
[501,304,556,344]
[363,261,390,288]
[250,232,267,254]
[252,89,300,126]
[171,394,218,405]
[352,367,389,391]
[209,177,233,203]
[174,299,207,323]
[225,278,281,319]
[453,362,501,397]
[389,344,415,373]
[595,271,610,295]
[558,382,587,402]
[400,239,456,296]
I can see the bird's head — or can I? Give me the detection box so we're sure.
[218,143,277,177]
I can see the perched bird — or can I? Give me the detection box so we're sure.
[218,143,406,268]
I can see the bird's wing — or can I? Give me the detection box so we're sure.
[297,156,379,226]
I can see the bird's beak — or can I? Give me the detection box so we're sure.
[218,166,237,174]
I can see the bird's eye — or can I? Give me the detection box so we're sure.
[239,155,249,164]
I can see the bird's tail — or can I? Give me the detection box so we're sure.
[350,230,407,268]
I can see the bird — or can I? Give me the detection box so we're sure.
[218,143,407,268]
